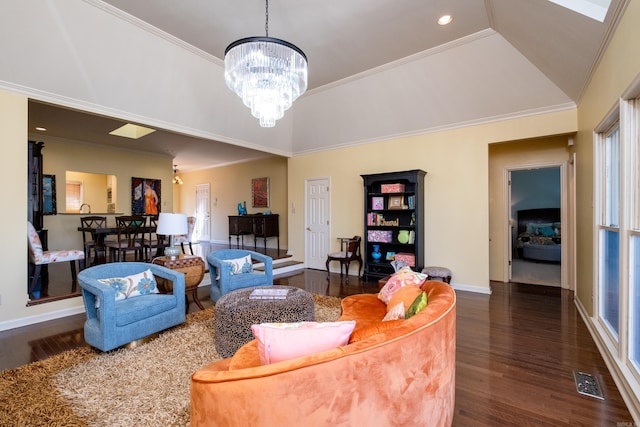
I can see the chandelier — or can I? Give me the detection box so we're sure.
[172,165,183,185]
[224,0,308,127]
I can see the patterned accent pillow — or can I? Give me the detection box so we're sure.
[387,284,423,313]
[406,291,428,319]
[224,255,253,275]
[377,266,427,304]
[251,321,356,365]
[383,302,406,321]
[98,269,159,301]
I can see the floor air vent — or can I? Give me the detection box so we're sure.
[573,371,604,400]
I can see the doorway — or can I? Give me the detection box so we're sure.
[195,183,210,242]
[305,177,330,270]
[509,166,562,286]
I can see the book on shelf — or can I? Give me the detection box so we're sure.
[249,288,290,300]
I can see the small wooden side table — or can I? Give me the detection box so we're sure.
[152,255,206,312]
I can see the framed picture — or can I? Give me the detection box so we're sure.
[252,177,269,208]
[131,177,161,215]
[43,174,57,215]
[385,251,396,261]
[371,196,384,210]
[388,195,404,209]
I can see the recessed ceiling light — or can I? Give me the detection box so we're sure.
[438,15,453,25]
[109,123,156,139]
[35,127,47,131]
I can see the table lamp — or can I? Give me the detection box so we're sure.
[156,212,188,260]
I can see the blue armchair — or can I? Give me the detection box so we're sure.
[207,249,273,302]
[78,262,186,351]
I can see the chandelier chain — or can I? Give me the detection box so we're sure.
[265,0,269,37]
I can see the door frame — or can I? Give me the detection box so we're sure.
[504,161,572,290]
[304,177,331,270]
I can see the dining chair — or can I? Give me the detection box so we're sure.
[174,216,196,255]
[80,216,108,265]
[104,216,147,262]
[325,236,362,281]
[27,221,85,299]
[144,214,167,261]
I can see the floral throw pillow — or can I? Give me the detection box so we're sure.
[377,266,427,304]
[224,255,254,275]
[98,269,159,301]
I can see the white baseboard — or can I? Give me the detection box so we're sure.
[450,282,493,294]
[0,305,86,332]
[575,298,640,425]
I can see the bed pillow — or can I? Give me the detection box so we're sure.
[98,268,159,301]
[538,226,555,237]
[223,255,253,275]
[251,321,356,365]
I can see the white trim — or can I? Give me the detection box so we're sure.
[0,306,85,332]
[292,102,577,157]
[575,298,640,424]
[83,0,222,65]
[450,283,492,295]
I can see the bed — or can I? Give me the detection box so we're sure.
[515,208,561,263]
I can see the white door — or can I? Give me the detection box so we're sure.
[305,178,330,270]
[195,183,210,242]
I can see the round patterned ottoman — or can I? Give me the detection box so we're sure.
[214,286,315,358]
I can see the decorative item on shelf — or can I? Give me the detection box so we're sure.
[395,252,416,267]
[381,183,405,193]
[156,212,188,260]
[397,230,410,244]
[385,251,396,261]
[407,195,415,209]
[368,230,393,243]
[380,218,399,226]
[371,196,384,210]
[388,195,404,209]
[411,212,416,226]
[409,230,415,244]
[224,0,307,127]
[237,201,247,215]
[371,245,382,261]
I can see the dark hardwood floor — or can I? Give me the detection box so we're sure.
[1,268,634,426]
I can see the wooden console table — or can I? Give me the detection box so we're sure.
[228,214,279,250]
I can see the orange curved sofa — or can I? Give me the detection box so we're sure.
[190,280,456,426]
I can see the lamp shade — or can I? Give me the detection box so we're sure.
[156,213,188,236]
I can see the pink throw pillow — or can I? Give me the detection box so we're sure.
[377,267,427,304]
[251,321,356,365]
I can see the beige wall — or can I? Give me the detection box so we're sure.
[575,0,640,315]
[41,138,173,254]
[177,157,288,248]
[0,109,174,327]
[488,136,572,282]
[288,109,577,292]
[0,90,29,324]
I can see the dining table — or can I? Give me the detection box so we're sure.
[77,225,160,264]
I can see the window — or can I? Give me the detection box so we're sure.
[66,181,82,213]
[598,124,620,337]
[630,237,640,371]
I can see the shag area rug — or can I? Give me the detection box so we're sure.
[0,294,342,427]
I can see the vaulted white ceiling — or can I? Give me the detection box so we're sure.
[18,0,628,170]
